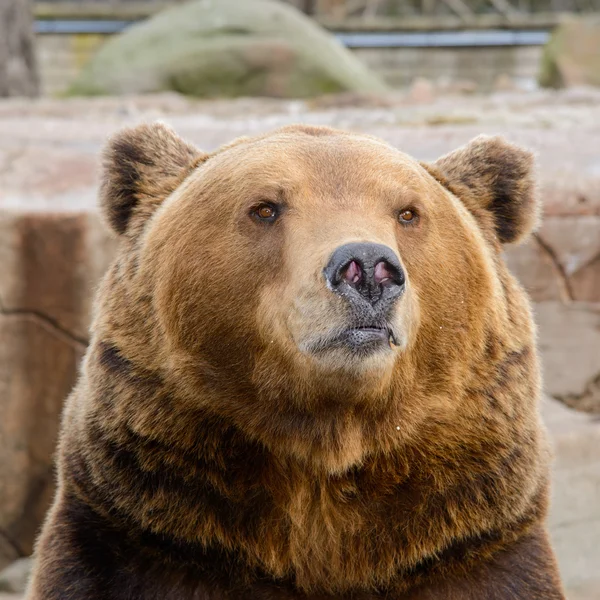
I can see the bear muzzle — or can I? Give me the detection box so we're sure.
[317,242,406,355]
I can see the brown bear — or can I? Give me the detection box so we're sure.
[27,123,565,599]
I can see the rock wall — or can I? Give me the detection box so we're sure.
[0,213,116,565]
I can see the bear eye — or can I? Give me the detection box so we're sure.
[252,203,279,223]
[398,209,417,224]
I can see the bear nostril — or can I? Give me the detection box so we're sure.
[343,260,362,286]
[374,261,391,285]
[374,260,403,287]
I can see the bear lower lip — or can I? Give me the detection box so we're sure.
[339,327,390,350]
[302,327,394,356]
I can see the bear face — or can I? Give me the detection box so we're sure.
[96,124,539,476]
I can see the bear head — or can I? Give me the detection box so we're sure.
[95,123,540,474]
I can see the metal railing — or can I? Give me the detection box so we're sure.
[33,0,600,33]
[299,0,600,17]
[34,0,600,15]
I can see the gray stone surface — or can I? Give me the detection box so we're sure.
[536,302,600,405]
[543,398,600,599]
[0,558,31,594]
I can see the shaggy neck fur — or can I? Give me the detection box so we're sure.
[64,254,549,595]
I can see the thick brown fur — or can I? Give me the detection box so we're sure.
[27,124,564,599]
[422,135,539,245]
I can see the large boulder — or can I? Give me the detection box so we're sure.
[539,17,600,88]
[69,0,388,98]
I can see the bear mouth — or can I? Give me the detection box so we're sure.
[307,326,398,356]
[340,327,392,349]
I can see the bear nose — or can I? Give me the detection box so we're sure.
[323,242,405,307]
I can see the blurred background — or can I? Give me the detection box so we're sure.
[0,0,598,598]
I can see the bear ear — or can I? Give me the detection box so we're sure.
[423,135,539,245]
[100,122,207,235]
